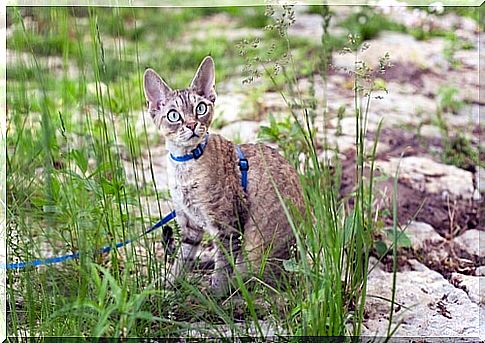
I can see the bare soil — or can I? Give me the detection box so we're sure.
[339,128,483,276]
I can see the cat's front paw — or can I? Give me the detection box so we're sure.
[208,273,230,297]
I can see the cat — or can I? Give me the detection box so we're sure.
[143,56,305,295]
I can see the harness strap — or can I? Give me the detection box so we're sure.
[236,145,249,192]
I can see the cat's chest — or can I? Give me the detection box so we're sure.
[167,159,210,219]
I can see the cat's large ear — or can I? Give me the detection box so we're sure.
[190,56,216,103]
[143,68,172,110]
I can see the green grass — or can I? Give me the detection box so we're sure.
[444,6,483,30]
[6,5,429,339]
[338,8,406,43]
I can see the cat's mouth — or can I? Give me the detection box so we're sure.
[178,129,205,144]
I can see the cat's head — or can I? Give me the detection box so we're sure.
[143,56,216,150]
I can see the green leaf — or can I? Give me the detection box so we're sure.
[71,149,88,174]
[386,229,412,248]
[133,311,158,321]
[374,240,387,257]
[343,212,356,245]
[283,257,300,273]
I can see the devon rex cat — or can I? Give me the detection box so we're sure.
[143,56,304,295]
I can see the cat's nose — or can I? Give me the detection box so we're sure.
[186,121,197,131]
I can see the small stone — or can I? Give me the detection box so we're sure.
[370,93,438,125]
[454,229,483,258]
[323,133,355,153]
[442,112,474,128]
[122,155,168,189]
[288,13,345,45]
[288,14,323,44]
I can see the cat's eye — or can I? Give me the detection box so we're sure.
[196,103,207,116]
[167,110,181,123]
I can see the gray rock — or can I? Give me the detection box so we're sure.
[450,273,484,305]
[257,92,289,118]
[442,111,475,128]
[217,121,260,143]
[288,13,345,45]
[403,221,445,251]
[288,14,323,44]
[475,266,485,276]
[216,94,253,123]
[454,48,480,70]
[186,320,284,338]
[418,125,443,139]
[454,229,483,258]
[328,116,378,137]
[318,127,389,154]
[318,149,347,165]
[333,32,447,72]
[370,92,438,126]
[478,166,485,194]
[422,71,479,105]
[320,132,355,153]
[7,48,80,77]
[364,259,481,338]
[376,156,475,200]
[473,189,481,201]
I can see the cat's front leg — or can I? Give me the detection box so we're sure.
[166,213,204,287]
[210,228,242,296]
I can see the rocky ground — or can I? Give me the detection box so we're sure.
[119,7,483,340]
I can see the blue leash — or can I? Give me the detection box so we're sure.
[4,140,249,271]
[3,210,177,270]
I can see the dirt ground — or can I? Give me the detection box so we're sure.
[339,127,483,279]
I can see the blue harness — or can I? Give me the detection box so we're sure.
[4,134,249,270]
[170,133,248,192]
